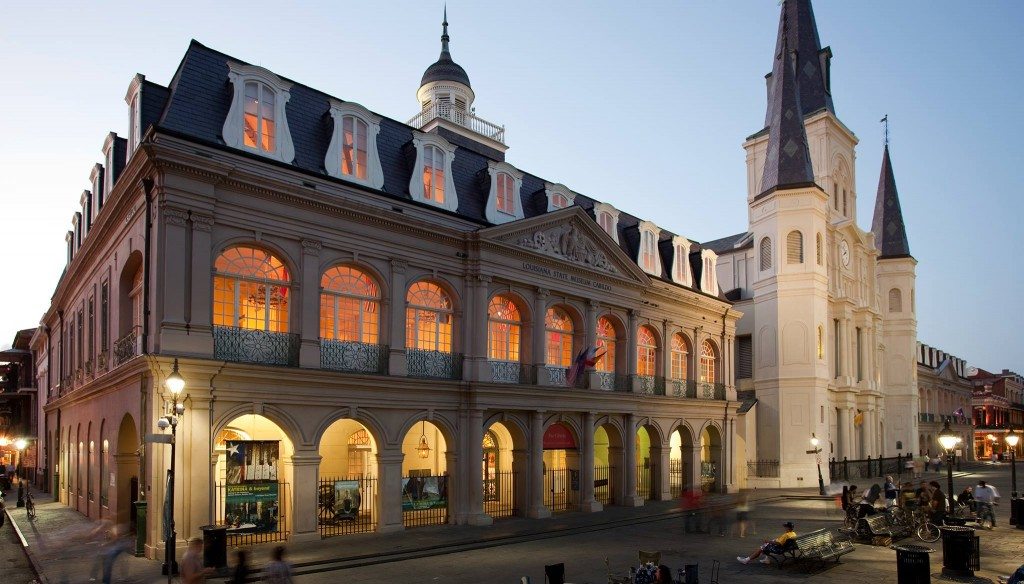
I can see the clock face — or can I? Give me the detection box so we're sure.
[840,240,851,267]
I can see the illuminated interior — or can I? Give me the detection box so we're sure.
[545,307,573,367]
[422,145,445,203]
[341,116,368,180]
[636,326,657,376]
[319,266,379,342]
[487,295,520,361]
[671,334,689,380]
[496,173,514,214]
[243,81,276,153]
[595,316,616,372]
[405,281,453,352]
[700,340,716,383]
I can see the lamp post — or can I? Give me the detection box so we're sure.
[937,420,961,514]
[159,359,186,579]
[1006,428,1019,499]
[14,438,27,507]
[809,433,826,496]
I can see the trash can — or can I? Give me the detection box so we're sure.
[893,544,932,584]
[200,524,228,570]
[682,564,699,584]
[1011,498,1024,528]
[939,525,975,578]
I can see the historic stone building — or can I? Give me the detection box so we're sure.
[707,0,918,487]
[34,11,742,560]
[916,342,973,460]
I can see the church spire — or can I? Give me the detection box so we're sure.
[871,144,912,259]
[758,13,815,199]
[764,0,835,127]
[441,5,450,56]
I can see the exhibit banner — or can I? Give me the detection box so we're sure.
[401,475,448,511]
[224,440,280,533]
[332,479,362,520]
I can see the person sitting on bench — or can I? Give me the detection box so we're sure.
[737,521,797,564]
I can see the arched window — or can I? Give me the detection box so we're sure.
[320,266,380,342]
[700,340,716,383]
[786,230,804,264]
[405,281,453,352]
[213,246,291,332]
[496,173,515,215]
[759,237,772,271]
[816,233,823,265]
[598,212,614,235]
[243,81,276,153]
[596,316,616,373]
[341,116,368,180]
[636,326,657,376]
[423,144,445,204]
[889,288,902,313]
[488,295,521,362]
[670,334,689,380]
[641,230,657,273]
[545,307,573,367]
[551,193,568,209]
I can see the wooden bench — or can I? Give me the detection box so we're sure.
[764,529,855,567]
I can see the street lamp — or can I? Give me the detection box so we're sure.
[14,438,28,507]
[1006,428,1019,499]
[809,433,825,496]
[160,358,186,579]
[937,420,961,514]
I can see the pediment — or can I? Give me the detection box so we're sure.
[478,206,651,285]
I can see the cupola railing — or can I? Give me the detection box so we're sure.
[407,102,505,144]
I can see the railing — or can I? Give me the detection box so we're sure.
[828,454,913,481]
[635,375,665,396]
[320,340,388,375]
[668,379,697,398]
[747,459,780,478]
[696,381,726,400]
[595,372,630,391]
[668,460,685,498]
[489,361,535,384]
[919,413,936,423]
[318,475,377,537]
[594,466,613,505]
[112,329,139,367]
[636,462,656,500]
[406,102,506,144]
[402,474,449,528]
[407,349,463,380]
[213,326,300,367]
[545,366,569,387]
[483,469,518,520]
[215,481,290,546]
[700,462,717,493]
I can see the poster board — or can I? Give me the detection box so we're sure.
[224,440,280,533]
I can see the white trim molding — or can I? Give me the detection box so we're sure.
[637,220,663,277]
[324,99,384,189]
[409,131,458,212]
[671,235,692,286]
[592,202,620,243]
[485,161,524,224]
[222,62,295,164]
[700,249,719,296]
[124,74,144,156]
[544,182,577,212]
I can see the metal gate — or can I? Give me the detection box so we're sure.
[544,467,577,512]
[594,466,613,505]
[636,462,655,500]
[402,474,449,527]
[318,475,377,537]
[483,470,517,519]
[669,460,685,497]
[215,482,290,546]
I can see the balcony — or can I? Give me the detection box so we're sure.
[407,349,463,380]
[488,360,535,384]
[544,366,569,387]
[919,413,936,423]
[635,375,666,396]
[595,372,630,391]
[213,326,300,367]
[695,381,726,400]
[320,340,388,375]
[668,379,696,398]
[406,103,505,144]
[112,329,140,367]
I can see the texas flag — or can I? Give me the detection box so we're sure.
[228,441,247,482]
[566,346,605,387]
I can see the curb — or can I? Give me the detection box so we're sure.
[4,507,46,584]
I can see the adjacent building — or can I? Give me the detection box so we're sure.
[970,368,1024,460]
[916,342,973,460]
[0,328,40,484]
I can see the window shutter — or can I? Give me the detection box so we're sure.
[736,336,752,379]
[786,231,803,264]
[759,238,772,271]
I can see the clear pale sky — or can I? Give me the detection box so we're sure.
[1,1,1021,374]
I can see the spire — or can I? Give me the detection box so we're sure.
[420,6,471,88]
[441,5,450,56]
[758,13,816,199]
[764,0,835,127]
[871,144,912,259]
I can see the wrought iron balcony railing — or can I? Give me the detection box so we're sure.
[112,329,139,367]
[545,366,569,387]
[320,340,389,375]
[747,459,780,478]
[407,349,463,380]
[488,361,535,384]
[406,103,505,144]
[668,379,697,398]
[635,375,666,396]
[595,372,630,391]
[213,326,300,367]
[695,381,726,400]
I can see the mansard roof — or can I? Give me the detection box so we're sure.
[144,40,725,301]
[871,145,912,259]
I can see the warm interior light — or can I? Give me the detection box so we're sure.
[417,420,431,459]
[1007,430,1020,448]
[166,358,185,396]
[938,421,961,452]
[14,438,27,450]
[0,437,9,447]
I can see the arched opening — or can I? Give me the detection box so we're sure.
[317,419,379,537]
[482,421,521,520]
[593,423,623,506]
[318,265,384,374]
[487,294,525,382]
[214,414,294,545]
[542,422,578,512]
[87,421,94,514]
[401,420,449,527]
[595,315,626,390]
[635,426,655,500]
[700,425,723,493]
[115,414,140,530]
[670,426,696,497]
[117,250,143,338]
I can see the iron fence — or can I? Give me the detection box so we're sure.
[636,462,655,500]
[669,460,685,497]
[213,326,300,367]
[594,465,613,505]
[483,470,517,520]
[747,459,780,478]
[215,481,289,546]
[318,475,377,537]
[828,454,913,481]
[544,467,577,512]
[401,474,449,528]
[696,381,727,400]
[545,367,569,387]
[112,329,138,367]
[668,379,697,398]
[407,349,463,380]
[320,340,388,375]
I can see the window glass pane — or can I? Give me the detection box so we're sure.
[355,119,368,180]
[342,117,354,175]
[671,334,689,380]
[243,83,259,148]
[596,316,616,372]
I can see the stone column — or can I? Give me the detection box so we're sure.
[469,276,491,382]
[837,407,850,460]
[579,412,601,512]
[188,214,214,356]
[585,301,600,389]
[527,412,550,518]
[661,320,672,382]
[387,261,408,376]
[298,239,322,368]
[683,444,701,492]
[376,449,406,533]
[463,409,492,525]
[182,391,212,541]
[512,448,529,517]
[626,310,638,390]
[622,414,643,506]
[653,441,672,501]
[287,450,322,542]
[533,288,550,384]
[158,206,190,353]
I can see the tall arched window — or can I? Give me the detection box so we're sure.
[786,230,804,264]
[545,307,573,367]
[889,288,903,313]
[636,326,657,376]
[341,116,368,180]
[496,173,515,215]
[423,145,445,204]
[598,212,614,235]
[320,266,380,342]
[759,237,772,271]
[405,281,453,352]
[640,230,657,272]
[213,246,291,332]
[700,340,716,383]
[488,295,521,362]
[816,233,823,265]
[596,316,616,373]
[671,334,690,380]
[243,81,276,153]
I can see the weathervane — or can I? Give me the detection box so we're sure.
[880,114,889,146]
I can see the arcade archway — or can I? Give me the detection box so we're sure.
[317,419,379,536]
[401,420,449,527]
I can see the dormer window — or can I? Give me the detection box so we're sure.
[592,202,620,243]
[124,74,144,157]
[485,161,524,224]
[637,221,662,277]
[409,131,458,212]
[700,249,719,295]
[544,183,576,212]
[671,236,692,286]
[223,62,295,163]
[325,100,384,189]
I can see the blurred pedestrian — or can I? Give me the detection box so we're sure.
[736,494,751,537]
[182,537,214,583]
[884,476,898,507]
[737,521,797,565]
[264,546,294,584]
[654,564,673,584]
[229,549,250,584]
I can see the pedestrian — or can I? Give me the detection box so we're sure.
[229,549,250,584]
[957,486,975,512]
[680,487,704,533]
[921,453,930,473]
[975,480,1000,527]
[736,494,751,538]
[857,484,882,518]
[927,481,947,525]
[181,537,213,583]
[653,564,673,584]
[264,546,294,584]
[884,476,898,507]
[737,521,797,565]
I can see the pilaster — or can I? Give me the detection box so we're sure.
[376,449,406,533]
[388,261,409,376]
[621,414,643,507]
[298,239,322,368]
[287,450,322,541]
[579,412,601,512]
[527,412,550,518]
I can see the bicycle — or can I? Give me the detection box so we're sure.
[975,501,996,529]
[903,507,940,542]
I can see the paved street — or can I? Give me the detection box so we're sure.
[3,464,1023,583]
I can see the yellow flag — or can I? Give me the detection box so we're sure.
[853,411,865,426]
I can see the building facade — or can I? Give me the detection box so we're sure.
[35,15,742,560]
[0,329,39,484]
[971,368,1024,461]
[916,342,973,460]
[709,0,918,487]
